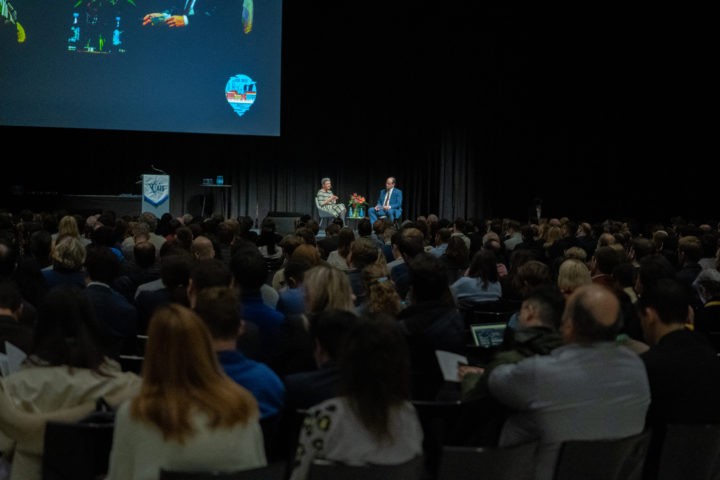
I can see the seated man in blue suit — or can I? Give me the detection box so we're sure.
[368,177,402,224]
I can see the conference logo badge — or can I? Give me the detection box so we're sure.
[225,74,256,118]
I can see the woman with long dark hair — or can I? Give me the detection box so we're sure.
[450,248,502,308]
[289,316,423,480]
[106,304,265,479]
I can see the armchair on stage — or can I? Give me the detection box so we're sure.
[368,188,402,224]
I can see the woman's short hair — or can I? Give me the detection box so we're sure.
[303,265,354,315]
[132,304,257,443]
[321,177,331,186]
[557,258,591,295]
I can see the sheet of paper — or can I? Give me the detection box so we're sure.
[4,342,27,376]
[435,350,468,383]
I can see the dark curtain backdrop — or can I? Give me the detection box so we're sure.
[1,5,712,224]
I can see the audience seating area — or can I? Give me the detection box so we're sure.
[2,209,720,480]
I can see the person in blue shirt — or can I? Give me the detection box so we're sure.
[194,285,285,420]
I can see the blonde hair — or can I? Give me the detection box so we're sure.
[557,258,592,296]
[131,304,258,444]
[57,215,81,239]
[51,235,86,270]
[303,265,354,315]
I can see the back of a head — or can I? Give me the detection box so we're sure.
[303,265,354,315]
[350,237,380,270]
[326,223,341,237]
[339,315,411,441]
[638,254,676,294]
[357,219,372,237]
[593,246,621,275]
[85,245,121,285]
[137,303,257,442]
[362,263,401,316]
[134,241,156,269]
[194,286,241,341]
[694,269,720,301]
[190,259,232,291]
[174,227,194,252]
[279,234,304,258]
[32,285,107,370]
[138,212,158,233]
[230,248,267,292]
[524,285,565,329]
[91,225,117,248]
[632,238,655,261]
[445,236,469,262]
[637,278,689,325]
[468,249,499,285]
[290,243,322,267]
[436,228,452,244]
[283,259,311,286]
[399,228,425,260]
[514,260,551,295]
[678,235,703,263]
[308,309,359,361]
[408,252,450,303]
[564,284,622,343]
[557,258,592,294]
[52,235,87,271]
[191,235,216,260]
[160,252,194,289]
[337,228,356,257]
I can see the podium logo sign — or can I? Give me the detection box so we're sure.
[143,175,169,206]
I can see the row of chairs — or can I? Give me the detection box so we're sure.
[40,411,720,480]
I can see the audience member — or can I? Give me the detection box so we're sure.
[289,316,423,480]
[556,258,591,298]
[398,253,464,400]
[105,304,266,480]
[326,228,354,272]
[135,251,193,334]
[84,245,138,358]
[0,282,33,355]
[283,309,359,410]
[450,249,502,308]
[230,248,285,365]
[638,279,720,478]
[488,284,650,480]
[0,286,141,480]
[42,235,87,290]
[194,286,285,421]
[440,236,470,285]
[461,285,564,401]
[359,262,402,317]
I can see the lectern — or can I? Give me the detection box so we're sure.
[142,174,170,216]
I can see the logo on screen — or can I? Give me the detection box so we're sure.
[225,75,257,118]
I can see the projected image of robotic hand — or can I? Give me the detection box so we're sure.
[164,15,187,27]
[142,12,170,26]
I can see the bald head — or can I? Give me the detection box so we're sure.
[561,284,622,344]
[191,235,215,260]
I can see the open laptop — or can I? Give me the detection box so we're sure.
[470,322,507,349]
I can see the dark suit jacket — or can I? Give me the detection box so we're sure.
[283,362,341,411]
[641,328,720,426]
[86,283,138,357]
[0,314,34,355]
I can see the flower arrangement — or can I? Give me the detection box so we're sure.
[348,193,369,218]
[348,193,369,208]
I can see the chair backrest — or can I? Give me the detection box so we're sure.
[553,429,652,480]
[437,442,538,480]
[656,424,720,480]
[42,420,115,480]
[159,462,286,480]
[308,456,424,480]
